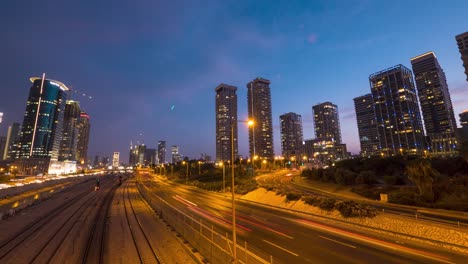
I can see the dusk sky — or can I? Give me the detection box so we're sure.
[1,0,468,162]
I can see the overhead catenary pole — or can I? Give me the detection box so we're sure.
[231,118,237,263]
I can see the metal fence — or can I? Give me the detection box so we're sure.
[138,183,271,264]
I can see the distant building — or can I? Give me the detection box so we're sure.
[215,83,238,162]
[458,111,468,143]
[59,100,81,161]
[157,141,166,164]
[129,143,146,166]
[171,145,182,163]
[313,102,342,144]
[200,153,212,162]
[369,65,425,156]
[455,32,468,81]
[0,136,6,161]
[3,122,21,160]
[0,112,3,124]
[77,112,90,166]
[113,152,120,168]
[302,138,348,166]
[279,112,304,159]
[247,78,274,160]
[144,148,157,166]
[353,94,380,157]
[411,52,457,156]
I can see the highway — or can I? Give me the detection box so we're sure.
[139,172,466,264]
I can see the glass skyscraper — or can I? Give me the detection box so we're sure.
[369,65,425,156]
[411,52,457,156]
[353,94,380,157]
[18,76,69,160]
[313,102,342,144]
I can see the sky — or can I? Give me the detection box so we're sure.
[1,0,468,162]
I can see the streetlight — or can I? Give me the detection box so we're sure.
[222,162,226,193]
[198,161,202,175]
[182,161,189,184]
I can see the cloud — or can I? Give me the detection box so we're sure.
[307,34,318,44]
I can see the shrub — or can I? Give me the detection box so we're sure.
[318,198,336,211]
[303,195,321,206]
[285,192,302,202]
[335,201,377,218]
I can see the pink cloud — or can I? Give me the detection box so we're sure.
[307,33,318,44]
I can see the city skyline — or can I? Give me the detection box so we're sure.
[1,1,468,162]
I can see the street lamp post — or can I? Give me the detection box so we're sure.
[223,162,226,193]
[198,161,201,175]
[230,119,237,263]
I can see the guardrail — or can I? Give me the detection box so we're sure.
[137,183,271,264]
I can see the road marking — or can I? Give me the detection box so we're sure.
[319,235,357,248]
[263,240,299,256]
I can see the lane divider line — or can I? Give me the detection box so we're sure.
[318,235,357,249]
[262,240,299,257]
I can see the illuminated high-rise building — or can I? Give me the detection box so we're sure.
[18,76,68,159]
[279,112,303,159]
[157,141,166,164]
[455,31,468,81]
[215,84,238,162]
[3,122,21,160]
[77,112,90,166]
[313,102,342,144]
[171,145,182,163]
[411,52,457,156]
[353,94,380,157]
[247,78,274,160]
[59,100,81,161]
[369,65,425,156]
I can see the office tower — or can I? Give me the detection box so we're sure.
[215,84,238,162]
[18,76,68,160]
[0,137,6,161]
[353,94,380,157]
[129,144,146,166]
[93,155,100,167]
[369,65,425,156]
[3,122,21,160]
[313,102,342,144]
[144,148,157,166]
[157,141,166,164]
[171,145,182,163]
[247,77,274,159]
[59,100,81,161]
[411,52,457,156]
[112,152,120,168]
[279,112,304,159]
[456,32,468,81]
[0,112,3,124]
[77,112,90,166]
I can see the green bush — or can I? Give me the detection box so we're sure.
[303,195,321,206]
[335,200,377,218]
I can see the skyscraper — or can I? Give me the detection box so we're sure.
[369,65,425,156]
[411,51,457,156]
[59,100,81,161]
[215,84,238,162]
[313,102,342,144]
[129,144,146,166]
[247,78,274,160]
[157,141,166,164]
[3,122,21,160]
[18,76,68,160]
[77,112,90,166]
[279,112,303,159]
[353,94,380,157]
[171,145,182,163]
[455,32,468,81]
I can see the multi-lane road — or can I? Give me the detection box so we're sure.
[140,172,466,264]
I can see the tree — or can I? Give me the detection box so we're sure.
[406,159,438,202]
